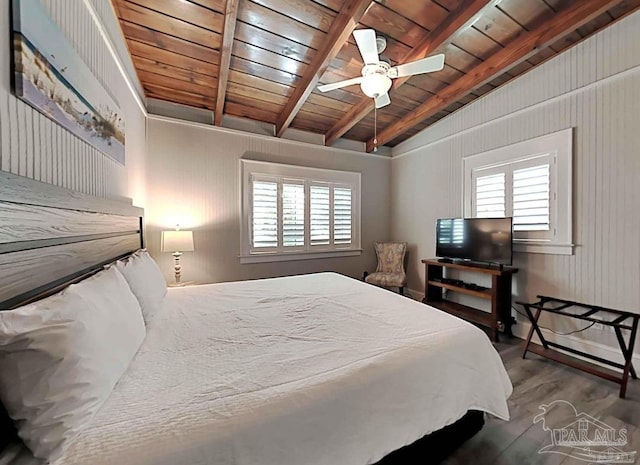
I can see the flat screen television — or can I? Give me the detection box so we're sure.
[436,217,513,265]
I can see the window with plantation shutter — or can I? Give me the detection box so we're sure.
[241,160,361,263]
[470,155,552,240]
[463,129,573,255]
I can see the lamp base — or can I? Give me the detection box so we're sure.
[172,251,183,284]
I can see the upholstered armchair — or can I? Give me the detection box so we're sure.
[364,242,407,294]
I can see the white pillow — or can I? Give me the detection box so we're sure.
[115,249,167,323]
[0,266,146,461]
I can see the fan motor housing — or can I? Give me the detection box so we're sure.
[361,61,390,78]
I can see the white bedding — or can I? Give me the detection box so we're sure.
[4,273,512,465]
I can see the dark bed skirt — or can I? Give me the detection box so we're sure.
[0,409,484,463]
[0,402,18,452]
[374,410,484,465]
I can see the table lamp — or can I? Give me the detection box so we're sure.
[161,226,194,284]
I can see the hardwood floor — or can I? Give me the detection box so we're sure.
[444,339,640,465]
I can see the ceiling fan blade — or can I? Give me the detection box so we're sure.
[375,92,390,109]
[391,53,445,78]
[317,77,363,92]
[353,29,379,65]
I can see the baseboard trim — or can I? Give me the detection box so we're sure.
[406,287,424,301]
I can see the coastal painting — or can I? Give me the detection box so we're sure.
[11,0,125,165]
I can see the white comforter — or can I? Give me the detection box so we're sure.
[6,273,512,465]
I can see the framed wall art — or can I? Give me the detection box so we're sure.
[11,0,125,165]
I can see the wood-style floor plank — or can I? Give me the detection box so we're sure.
[443,339,640,465]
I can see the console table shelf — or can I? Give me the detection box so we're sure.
[422,259,518,342]
[428,300,495,328]
[427,280,492,300]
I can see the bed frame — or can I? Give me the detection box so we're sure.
[0,170,143,450]
[0,170,483,463]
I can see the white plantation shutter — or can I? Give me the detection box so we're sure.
[241,160,361,261]
[472,159,551,234]
[252,181,355,251]
[282,183,305,246]
[468,153,555,245]
[475,172,506,218]
[310,185,330,245]
[513,164,550,231]
[333,187,352,245]
[252,180,278,248]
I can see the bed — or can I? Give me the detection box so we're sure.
[0,171,512,465]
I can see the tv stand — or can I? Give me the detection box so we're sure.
[421,259,518,342]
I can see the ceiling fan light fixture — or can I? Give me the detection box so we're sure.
[360,73,392,98]
[318,28,446,112]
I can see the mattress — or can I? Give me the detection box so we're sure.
[3,273,512,465]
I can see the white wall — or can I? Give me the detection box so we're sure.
[391,11,640,354]
[0,0,146,205]
[145,116,391,284]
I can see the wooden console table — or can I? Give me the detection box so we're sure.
[422,259,518,342]
[519,296,639,398]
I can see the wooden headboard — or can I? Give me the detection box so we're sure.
[0,170,143,450]
[0,170,144,309]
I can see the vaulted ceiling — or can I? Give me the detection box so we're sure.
[111,0,640,151]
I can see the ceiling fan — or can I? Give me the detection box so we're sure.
[318,29,445,109]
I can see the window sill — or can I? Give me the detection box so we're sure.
[514,241,574,255]
[240,249,362,264]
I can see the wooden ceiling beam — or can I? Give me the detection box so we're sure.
[324,0,497,146]
[391,0,502,91]
[274,0,374,138]
[366,0,627,152]
[214,0,240,126]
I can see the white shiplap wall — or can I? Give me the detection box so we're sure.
[0,0,145,204]
[145,116,391,285]
[391,11,640,353]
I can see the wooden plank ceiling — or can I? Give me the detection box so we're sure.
[111,0,640,151]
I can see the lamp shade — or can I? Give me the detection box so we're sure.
[161,230,194,252]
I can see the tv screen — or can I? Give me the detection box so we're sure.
[436,217,513,265]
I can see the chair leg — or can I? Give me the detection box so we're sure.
[399,286,404,295]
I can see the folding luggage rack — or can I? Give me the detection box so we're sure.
[519,295,638,398]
